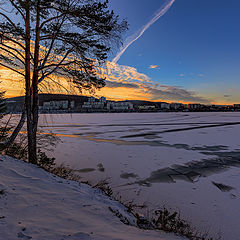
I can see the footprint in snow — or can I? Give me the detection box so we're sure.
[61,232,92,239]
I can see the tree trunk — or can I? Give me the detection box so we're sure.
[31,0,41,165]
[25,1,37,164]
[0,109,26,151]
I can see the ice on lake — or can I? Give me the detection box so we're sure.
[39,112,240,240]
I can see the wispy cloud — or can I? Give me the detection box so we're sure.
[2,57,212,104]
[146,86,211,103]
[97,61,212,103]
[149,65,160,69]
[112,0,175,63]
[179,73,184,77]
[105,80,139,89]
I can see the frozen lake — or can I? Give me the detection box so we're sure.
[39,112,240,240]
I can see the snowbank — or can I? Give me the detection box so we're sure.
[0,155,184,240]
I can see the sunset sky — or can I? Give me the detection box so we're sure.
[1,0,240,104]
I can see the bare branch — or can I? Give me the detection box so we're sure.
[39,13,65,30]
[0,109,26,151]
[9,0,26,22]
[0,62,24,76]
[39,15,66,69]
[0,12,24,38]
[0,34,25,50]
[0,42,25,61]
[0,113,12,139]
[39,60,74,70]
[38,49,72,83]
[41,75,70,93]
[0,46,25,65]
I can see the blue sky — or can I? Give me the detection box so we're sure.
[1,0,239,103]
[106,0,240,104]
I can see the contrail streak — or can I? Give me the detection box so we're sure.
[112,0,175,63]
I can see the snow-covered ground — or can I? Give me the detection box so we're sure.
[38,112,240,240]
[0,155,184,240]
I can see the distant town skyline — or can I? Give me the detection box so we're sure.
[1,0,240,105]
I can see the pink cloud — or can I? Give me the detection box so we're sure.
[149,65,160,69]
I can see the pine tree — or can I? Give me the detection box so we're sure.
[0,0,128,163]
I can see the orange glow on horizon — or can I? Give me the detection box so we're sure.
[2,86,237,106]
[0,63,237,106]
